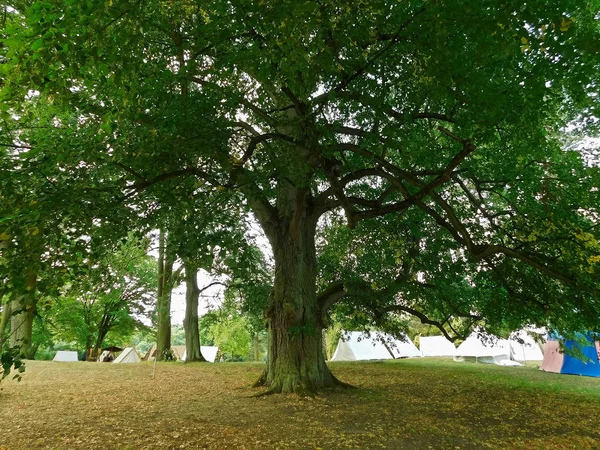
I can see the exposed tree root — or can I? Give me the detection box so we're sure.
[331,373,356,390]
[252,368,268,388]
[250,387,279,398]
[251,367,355,397]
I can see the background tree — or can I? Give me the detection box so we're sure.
[155,229,176,360]
[43,235,156,359]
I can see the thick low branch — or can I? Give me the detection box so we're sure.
[237,132,299,168]
[380,305,466,342]
[232,121,261,137]
[317,281,347,313]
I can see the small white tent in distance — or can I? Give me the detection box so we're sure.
[112,347,142,363]
[419,336,456,357]
[174,345,220,362]
[454,332,521,366]
[331,331,421,361]
[53,351,79,362]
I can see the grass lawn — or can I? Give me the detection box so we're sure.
[0,358,599,449]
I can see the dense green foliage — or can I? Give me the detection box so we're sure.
[38,236,156,357]
[1,0,599,390]
[201,277,271,361]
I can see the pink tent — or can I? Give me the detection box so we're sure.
[540,340,564,373]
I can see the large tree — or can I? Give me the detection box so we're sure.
[2,1,600,393]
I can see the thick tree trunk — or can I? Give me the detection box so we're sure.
[9,269,38,359]
[183,260,206,362]
[156,229,174,360]
[254,197,341,394]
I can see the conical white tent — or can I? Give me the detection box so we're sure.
[171,346,186,360]
[97,350,116,362]
[331,331,421,361]
[454,333,519,365]
[53,351,79,362]
[143,344,156,361]
[180,346,220,363]
[509,331,544,362]
[112,347,142,363]
[420,336,456,357]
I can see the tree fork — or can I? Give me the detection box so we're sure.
[252,195,351,395]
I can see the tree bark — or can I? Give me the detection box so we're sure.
[9,269,38,359]
[252,333,261,361]
[254,186,342,394]
[156,229,174,360]
[83,304,95,361]
[0,300,12,349]
[92,313,112,360]
[85,334,95,361]
[183,259,206,362]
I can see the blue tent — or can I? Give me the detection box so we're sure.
[561,335,600,377]
[541,333,600,378]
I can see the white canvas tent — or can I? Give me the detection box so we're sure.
[145,345,219,362]
[180,346,220,363]
[420,336,456,357]
[331,331,421,361]
[143,344,157,361]
[98,350,115,362]
[171,345,186,361]
[112,347,142,363]
[454,333,520,365]
[53,351,79,362]
[509,331,544,362]
[388,336,421,358]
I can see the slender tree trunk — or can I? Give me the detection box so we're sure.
[156,229,174,360]
[254,188,342,394]
[10,269,38,359]
[83,304,95,360]
[253,333,261,361]
[183,260,206,362]
[85,334,95,361]
[0,300,12,349]
[93,322,111,360]
[0,241,11,349]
